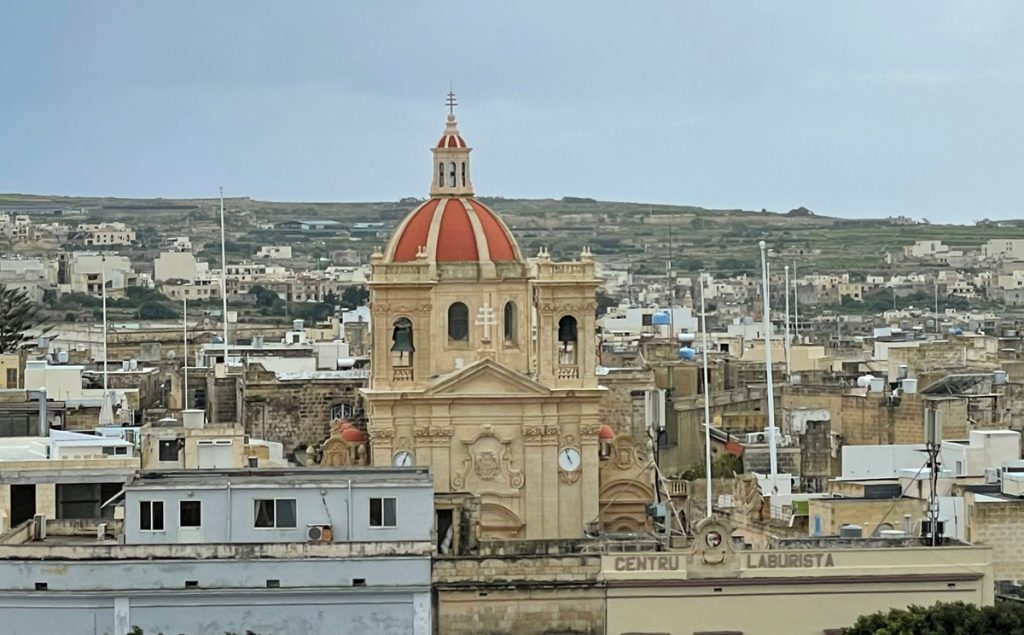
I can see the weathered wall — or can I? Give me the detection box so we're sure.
[434,553,603,635]
[966,493,1024,580]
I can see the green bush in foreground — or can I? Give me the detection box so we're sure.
[843,601,1024,635]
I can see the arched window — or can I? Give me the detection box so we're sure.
[558,315,578,364]
[461,161,467,187]
[448,302,469,341]
[503,301,517,345]
[449,162,457,188]
[390,317,414,367]
[438,162,445,187]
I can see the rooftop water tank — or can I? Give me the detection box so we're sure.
[677,332,696,344]
[856,374,875,388]
[678,347,696,361]
[651,311,671,326]
[839,524,863,538]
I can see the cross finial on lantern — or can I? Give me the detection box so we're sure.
[446,89,458,115]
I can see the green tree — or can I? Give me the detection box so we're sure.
[137,301,179,320]
[0,283,49,353]
[340,285,369,309]
[842,601,1024,634]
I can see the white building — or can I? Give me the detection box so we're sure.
[255,245,293,260]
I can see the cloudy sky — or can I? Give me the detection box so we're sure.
[2,2,1022,221]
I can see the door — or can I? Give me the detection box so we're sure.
[196,440,233,468]
[10,484,36,527]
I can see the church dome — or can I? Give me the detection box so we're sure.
[386,197,521,263]
[383,95,522,265]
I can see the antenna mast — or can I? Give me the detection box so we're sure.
[219,187,229,366]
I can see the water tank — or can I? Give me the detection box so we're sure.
[293,319,304,332]
[994,370,1008,385]
[839,524,863,538]
[856,374,875,388]
[879,529,907,539]
[651,311,671,326]
[337,357,356,369]
[948,327,963,335]
[56,350,69,364]
[897,365,908,379]
[901,378,918,394]
[121,360,130,372]
[678,347,696,361]
[677,332,696,344]
[869,377,885,393]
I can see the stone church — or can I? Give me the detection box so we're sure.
[362,99,651,539]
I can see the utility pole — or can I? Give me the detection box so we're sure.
[792,260,799,345]
[699,271,713,519]
[182,296,188,409]
[219,187,229,366]
[759,241,779,491]
[784,265,791,377]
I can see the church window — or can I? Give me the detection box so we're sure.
[503,301,517,345]
[461,161,467,187]
[448,302,469,341]
[449,162,457,188]
[390,317,415,367]
[438,162,445,187]
[558,315,578,364]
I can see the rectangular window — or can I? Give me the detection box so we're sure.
[179,500,201,527]
[140,500,164,531]
[158,439,180,462]
[369,497,397,528]
[254,498,297,529]
[5,368,16,387]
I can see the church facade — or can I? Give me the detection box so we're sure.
[362,101,623,539]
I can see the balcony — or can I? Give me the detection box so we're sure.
[392,368,414,382]
[557,365,579,380]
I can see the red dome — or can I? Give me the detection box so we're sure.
[339,420,354,431]
[437,133,467,149]
[341,427,367,444]
[598,425,616,440]
[387,197,521,264]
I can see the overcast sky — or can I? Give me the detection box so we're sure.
[2,2,1022,221]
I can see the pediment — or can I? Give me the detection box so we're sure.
[425,359,551,397]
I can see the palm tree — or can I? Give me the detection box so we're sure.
[0,283,49,353]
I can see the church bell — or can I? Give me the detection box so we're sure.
[391,323,415,352]
[557,317,578,343]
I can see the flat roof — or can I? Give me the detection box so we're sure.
[125,467,432,489]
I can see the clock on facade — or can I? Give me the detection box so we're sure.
[558,447,582,472]
[392,450,414,467]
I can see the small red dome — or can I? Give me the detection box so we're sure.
[598,425,616,440]
[437,133,467,149]
[387,197,521,264]
[341,427,367,444]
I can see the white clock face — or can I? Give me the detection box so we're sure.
[392,450,414,467]
[558,447,582,472]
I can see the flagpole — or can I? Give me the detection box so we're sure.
[784,265,791,377]
[699,271,713,519]
[760,241,778,491]
[182,295,188,408]
[219,187,229,365]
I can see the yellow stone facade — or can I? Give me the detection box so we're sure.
[362,104,632,539]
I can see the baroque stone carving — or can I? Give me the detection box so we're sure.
[452,426,525,491]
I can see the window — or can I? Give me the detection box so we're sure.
[503,301,517,345]
[140,500,164,531]
[370,497,397,528]
[447,302,469,341]
[461,161,466,187]
[158,439,181,462]
[254,498,297,529]
[449,162,456,188]
[5,368,16,387]
[102,446,129,456]
[438,162,445,187]
[179,500,201,527]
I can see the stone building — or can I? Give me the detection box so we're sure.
[362,101,650,539]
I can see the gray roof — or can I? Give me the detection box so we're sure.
[125,467,431,489]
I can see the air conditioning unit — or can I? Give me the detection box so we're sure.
[307,524,333,543]
[984,467,1001,484]
[756,433,766,443]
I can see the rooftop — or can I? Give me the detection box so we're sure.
[125,467,432,489]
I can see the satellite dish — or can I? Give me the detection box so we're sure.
[167,350,176,359]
